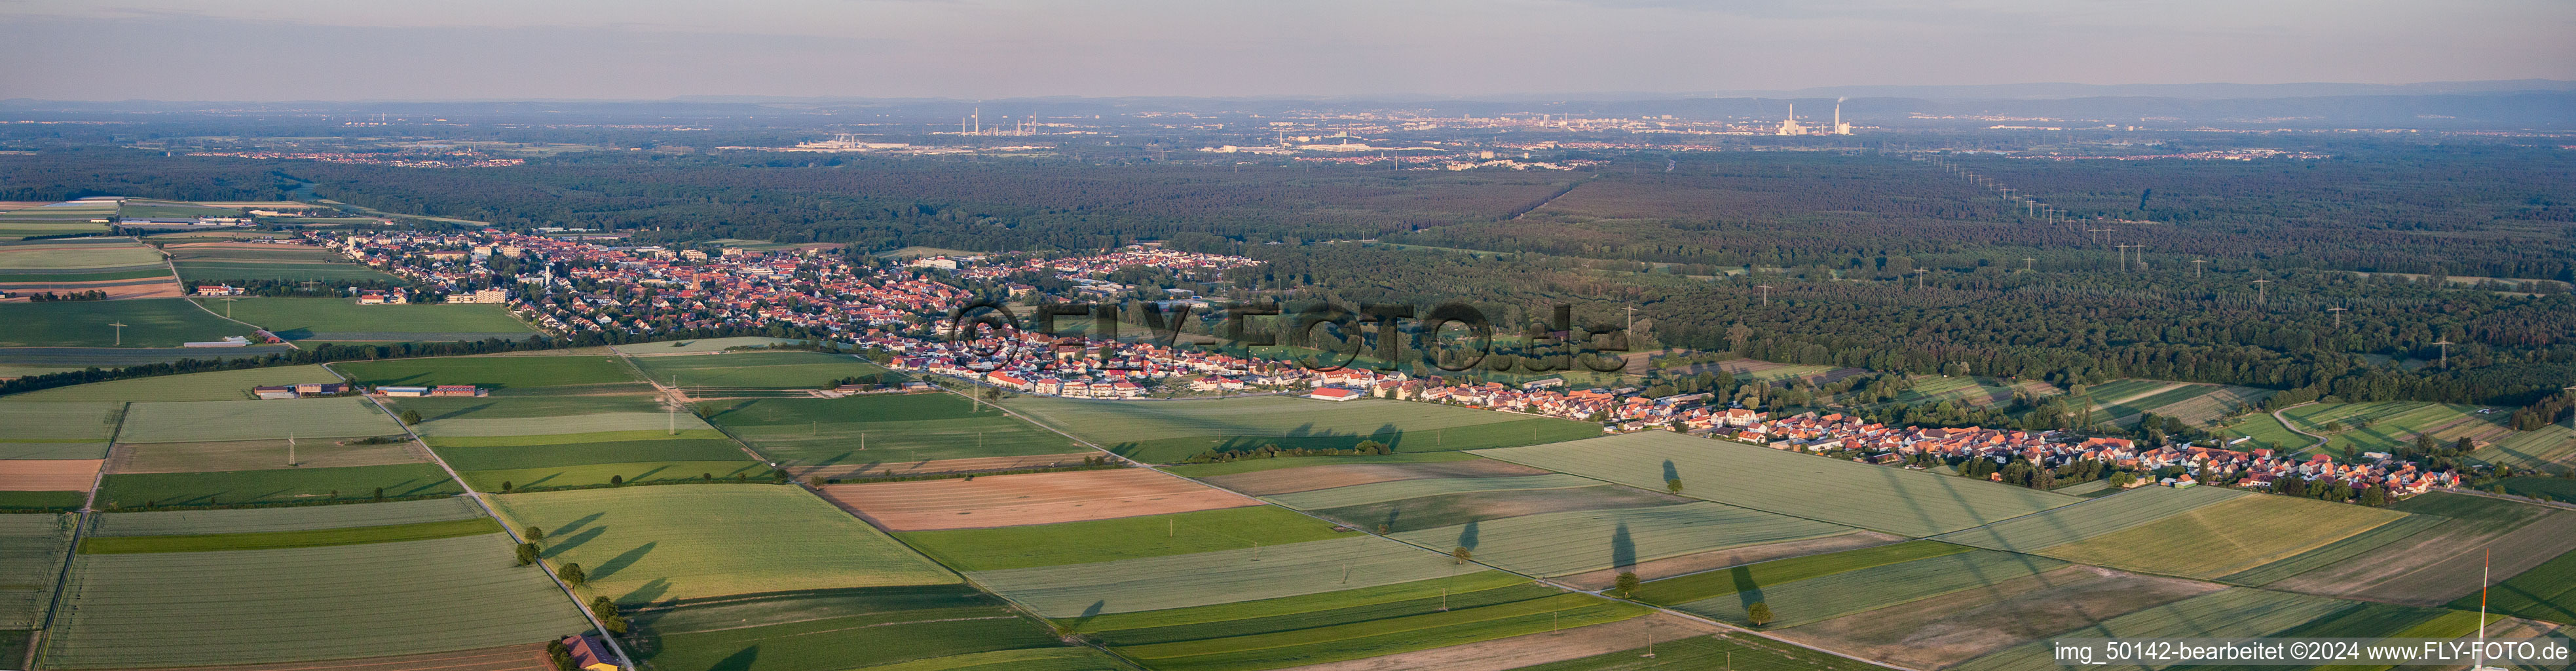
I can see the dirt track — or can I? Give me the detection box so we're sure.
[817,467,1261,531]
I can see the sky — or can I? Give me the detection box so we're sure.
[2,0,2570,101]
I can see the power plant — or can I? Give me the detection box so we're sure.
[1778,98,1856,136]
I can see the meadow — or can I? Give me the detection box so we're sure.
[335,355,642,389]
[92,463,462,508]
[2039,494,2410,579]
[117,397,404,442]
[0,514,73,629]
[38,533,588,668]
[629,351,887,389]
[1474,431,2080,537]
[193,297,534,339]
[0,401,119,440]
[1265,472,1603,510]
[1951,589,2359,671]
[2281,401,2513,455]
[635,597,1082,671]
[0,364,342,402]
[999,394,1601,463]
[485,484,958,605]
[88,496,485,536]
[1872,376,2026,409]
[1930,485,2245,552]
[966,535,1482,617]
[0,299,242,348]
[1391,502,1858,577]
[893,505,1351,571]
[2212,412,2317,453]
[1668,550,2070,628]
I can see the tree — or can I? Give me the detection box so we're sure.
[399,410,422,425]
[608,474,624,486]
[1665,478,1683,495]
[372,486,385,501]
[1614,571,1642,598]
[589,596,629,634]
[559,562,588,587]
[525,525,546,541]
[1746,602,1776,627]
[1451,546,1472,564]
[516,542,540,566]
[501,480,513,492]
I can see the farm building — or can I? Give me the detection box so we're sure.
[431,385,486,397]
[379,386,430,397]
[562,635,618,671]
[1307,387,1363,402]
[253,386,297,400]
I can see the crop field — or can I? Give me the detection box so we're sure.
[415,411,709,438]
[1873,376,2028,409]
[0,442,109,459]
[174,260,397,282]
[0,239,162,270]
[336,355,642,389]
[0,490,84,511]
[2478,425,2576,470]
[195,297,533,340]
[2465,546,2576,623]
[0,267,172,284]
[118,397,403,442]
[398,391,668,420]
[0,514,73,629]
[629,351,887,389]
[612,336,812,355]
[92,462,462,508]
[1776,566,2225,670]
[893,505,1351,571]
[38,533,588,668]
[703,394,1083,466]
[1065,571,1535,635]
[81,517,502,554]
[799,452,1098,480]
[1932,485,2246,552]
[2212,412,2315,453]
[1108,592,1650,671]
[1307,484,1696,534]
[1265,473,1601,510]
[1633,540,1971,605]
[453,460,770,491]
[424,428,729,448]
[818,469,1259,531]
[486,484,958,605]
[1196,457,1553,495]
[0,345,293,372]
[2039,494,2409,579]
[1512,629,1906,671]
[109,438,428,473]
[1667,549,2070,628]
[2266,492,2576,605]
[965,534,1487,617]
[1474,431,2080,537]
[1392,501,1858,577]
[2132,385,2275,425]
[625,585,1085,671]
[1704,359,1848,383]
[0,458,103,491]
[2486,476,2576,505]
[1951,588,2359,671]
[0,299,242,348]
[0,400,119,440]
[1160,451,1488,478]
[2217,514,2449,586]
[1,364,342,402]
[90,497,484,536]
[2281,401,2514,455]
[432,437,749,470]
[998,394,1603,463]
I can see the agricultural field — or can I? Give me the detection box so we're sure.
[1932,485,2246,552]
[0,400,119,440]
[1103,590,1649,671]
[193,297,534,341]
[1193,455,1550,494]
[2038,493,2410,579]
[0,514,73,629]
[818,468,1259,531]
[431,436,749,471]
[1701,359,1855,384]
[966,534,1487,617]
[0,201,114,239]
[2048,380,2270,427]
[1299,483,1685,532]
[38,533,588,668]
[629,351,887,389]
[2265,492,2576,605]
[2476,425,2576,471]
[117,397,405,442]
[2485,476,2576,505]
[1633,540,1970,605]
[0,364,342,402]
[1662,548,2071,628]
[1474,431,2080,537]
[0,442,108,460]
[1265,472,1601,510]
[893,505,1351,571]
[92,462,462,508]
[1872,375,2038,409]
[486,484,959,605]
[2280,401,2515,456]
[0,299,244,348]
[2211,412,2317,453]
[1776,566,2224,670]
[703,393,1085,470]
[999,394,1603,463]
[411,408,709,438]
[89,496,485,536]
[1949,589,2361,671]
[335,355,643,389]
[0,238,163,270]
[2216,514,2450,586]
[109,437,428,473]
[2464,546,2576,623]
[0,458,103,491]
[1161,451,1490,478]
[611,336,812,355]
[453,461,772,492]
[0,345,293,374]
[174,260,397,282]
[1508,629,1903,671]
[624,585,1098,671]
[1392,502,1859,578]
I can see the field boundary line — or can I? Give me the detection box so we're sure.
[327,360,638,671]
[25,510,88,670]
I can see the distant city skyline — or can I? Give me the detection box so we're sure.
[3,0,2569,101]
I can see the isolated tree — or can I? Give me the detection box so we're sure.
[399,410,422,425]
[1666,478,1684,495]
[1746,602,1776,627]
[516,542,539,566]
[500,481,513,492]
[525,525,546,541]
[371,486,385,501]
[1451,546,1472,565]
[559,562,588,587]
[1376,524,1391,535]
[1614,571,1643,598]
[608,475,624,486]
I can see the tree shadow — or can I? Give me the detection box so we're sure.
[621,578,673,611]
[554,511,607,536]
[1068,600,1106,632]
[594,541,657,580]
[709,645,758,671]
[1731,564,1765,611]
[427,402,496,422]
[1662,459,1679,484]
[544,526,607,558]
[1457,519,1480,551]
[1611,520,1636,573]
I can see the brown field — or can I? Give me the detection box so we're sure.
[121,642,554,671]
[107,438,430,474]
[1200,459,1554,496]
[0,277,185,299]
[1273,611,1717,671]
[791,452,1097,480]
[1776,566,2224,670]
[816,467,1261,531]
[0,458,104,490]
[1558,531,1907,590]
[2268,508,2576,605]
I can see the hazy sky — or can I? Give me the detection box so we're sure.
[3,0,2569,100]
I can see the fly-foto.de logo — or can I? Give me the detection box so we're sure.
[942,299,1632,374]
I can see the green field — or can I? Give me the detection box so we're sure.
[1952,589,2359,671]
[173,260,396,282]
[487,484,958,605]
[613,337,813,355]
[2486,476,2576,505]
[895,505,1353,571]
[117,397,403,442]
[455,460,771,491]
[0,401,119,440]
[0,239,162,270]
[630,351,887,389]
[433,437,750,470]
[629,585,1090,671]
[2479,425,2576,471]
[1510,630,1903,671]
[1161,451,1487,478]
[2218,514,2448,586]
[1392,502,1857,577]
[1066,571,1535,634]
[2281,402,2512,456]
[998,394,1602,463]
[705,394,1085,466]
[2214,412,2317,453]
[193,297,533,339]
[1932,485,2246,552]
[92,463,462,508]
[424,428,730,447]
[1475,431,2080,537]
[2040,494,2409,579]
[38,533,588,668]
[395,391,668,420]
[335,355,641,389]
[1309,484,1692,534]
[1635,539,1971,605]
[81,517,501,554]
[0,364,342,402]
[1265,473,1601,510]
[0,299,244,348]
[89,497,484,536]
[1874,376,2025,409]
[0,514,74,628]
[0,442,109,459]
[0,267,172,283]
[1111,592,1650,671]
[2462,545,2576,623]
[416,410,711,438]
[0,490,86,512]
[967,535,1484,617]
[1667,548,2068,628]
